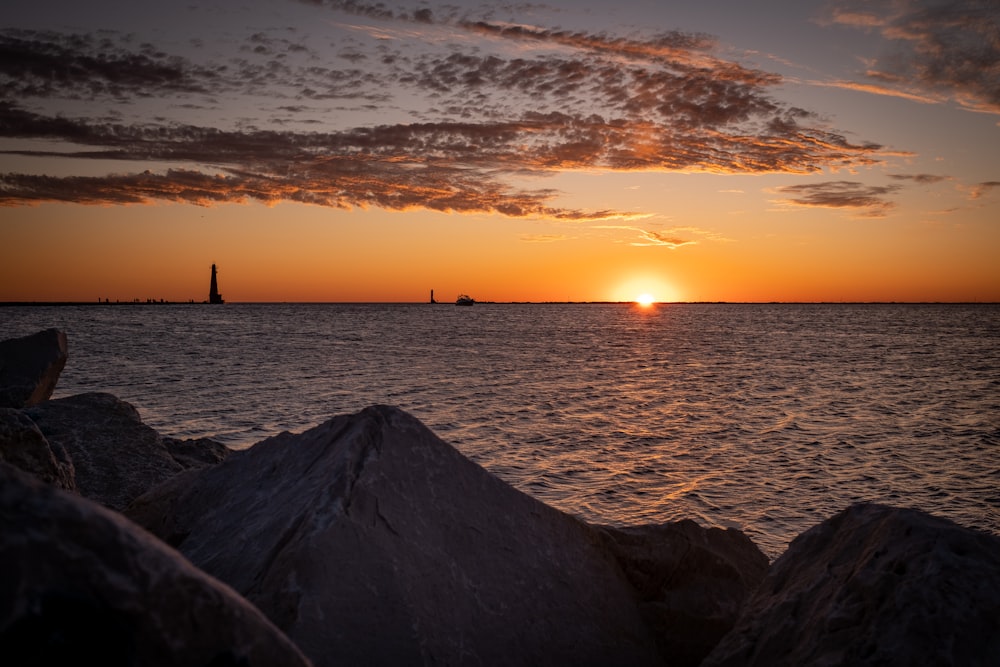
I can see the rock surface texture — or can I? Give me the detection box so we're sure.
[26,392,186,511]
[127,404,767,667]
[162,435,231,469]
[702,503,1000,667]
[0,462,312,667]
[0,407,75,491]
[0,328,68,408]
[600,521,769,667]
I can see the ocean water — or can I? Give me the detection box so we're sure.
[3,302,998,558]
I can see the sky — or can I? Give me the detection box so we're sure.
[1,0,998,303]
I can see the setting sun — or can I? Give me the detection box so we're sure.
[636,294,656,306]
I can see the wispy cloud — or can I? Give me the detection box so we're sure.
[888,173,948,185]
[969,181,1000,200]
[519,233,572,243]
[0,3,882,215]
[632,229,698,248]
[593,225,698,248]
[826,0,1000,114]
[810,79,941,105]
[771,181,903,218]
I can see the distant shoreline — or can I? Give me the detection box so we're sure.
[2,301,997,307]
[0,301,211,307]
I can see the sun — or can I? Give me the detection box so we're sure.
[635,293,656,307]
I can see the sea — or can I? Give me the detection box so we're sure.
[3,302,998,558]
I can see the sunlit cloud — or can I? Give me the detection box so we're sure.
[0,3,884,216]
[771,180,903,218]
[968,181,1000,200]
[810,79,941,105]
[593,225,697,248]
[632,229,698,248]
[826,0,1000,114]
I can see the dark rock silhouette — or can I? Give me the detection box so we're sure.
[0,328,68,408]
[26,392,228,511]
[0,462,312,667]
[703,503,1000,667]
[600,521,769,666]
[126,405,767,667]
[0,407,75,491]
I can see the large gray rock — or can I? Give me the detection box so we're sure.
[0,328,68,408]
[703,503,1000,667]
[599,521,769,667]
[128,405,766,667]
[0,462,312,667]
[26,392,185,511]
[0,407,75,491]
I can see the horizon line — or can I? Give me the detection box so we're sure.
[2,300,998,307]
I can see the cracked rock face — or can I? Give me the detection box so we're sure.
[703,503,1000,667]
[0,463,312,667]
[128,405,687,666]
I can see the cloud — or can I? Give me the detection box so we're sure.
[969,181,1000,199]
[632,229,697,248]
[888,173,948,184]
[593,225,697,248]
[0,4,883,215]
[0,30,214,100]
[827,0,1000,114]
[772,181,903,218]
[519,233,571,243]
[0,28,386,107]
[810,79,941,105]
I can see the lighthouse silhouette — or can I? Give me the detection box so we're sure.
[208,264,224,304]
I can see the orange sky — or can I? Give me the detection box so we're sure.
[2,1,998,303]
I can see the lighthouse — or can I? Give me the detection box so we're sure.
[209,264,224,304]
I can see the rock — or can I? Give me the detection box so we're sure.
[162,435,232,469]
[0,462,312,667]
[599,521,769,667]
[26,392,185,511]
[126,404,764,667]
[702,503,1000,667]
[0,407,75,491]
[0,328,68,408]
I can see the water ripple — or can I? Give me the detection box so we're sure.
[2,302,998,558]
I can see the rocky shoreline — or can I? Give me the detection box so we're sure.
[2,329,998,666]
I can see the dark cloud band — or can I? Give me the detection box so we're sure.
[1,4,883,216]
[773,181,903,218]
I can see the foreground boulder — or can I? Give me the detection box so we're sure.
[128,404,767,667]
[0,407,75,491]
[0,463,312,667]
[600,521,768,667]
[0,328,68,408]
[26,393,186,511]
[703,503,1000,666]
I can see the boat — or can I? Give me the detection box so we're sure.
[455,294,475,306]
